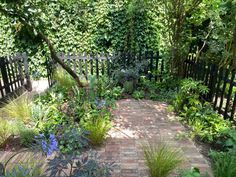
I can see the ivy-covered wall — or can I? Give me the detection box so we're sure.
[0,0,160,78]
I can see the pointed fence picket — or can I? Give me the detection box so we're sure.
[47,51,166,87]
[184,53,236,121]
[0,53,31,103]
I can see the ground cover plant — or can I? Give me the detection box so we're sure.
[180,167,209,177]
[172,78,232,142]
[209,150,236,177]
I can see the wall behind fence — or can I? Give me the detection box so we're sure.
[47,51,167,86]
[184,53,236,121]
[0,53,31,103]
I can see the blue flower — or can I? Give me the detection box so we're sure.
[41,139,47,152]
[36,133,59,156]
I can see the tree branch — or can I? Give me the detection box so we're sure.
[0,6,85,87]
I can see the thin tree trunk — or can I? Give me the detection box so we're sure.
[37,31,84,87]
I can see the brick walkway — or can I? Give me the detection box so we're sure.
[0,99,212,176]
[97,99,213,177]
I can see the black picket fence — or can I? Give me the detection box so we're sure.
[184,53,236,121]
[47,51,167,86]
[0,54,31,103]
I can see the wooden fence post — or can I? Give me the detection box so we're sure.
[160,58,164,82]
[155,51,159,81]
[22,53,32,91]
[207,64,217,102]
[149,51,154,81]
[224,70,236,119]
[0,57,11,94]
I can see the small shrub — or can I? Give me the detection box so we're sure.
[105,86,124,100]
[181,103,231,142]
[142,142,184,177]
[81,110,111,146]
[173,78,208,112]
[132,90,145,100]
[0,119,13,146]
[3,95,32,123]
[210,150,236,177]
[73,151,114,177]
[19,127,37,147]
[58,125,89,154]
[180,168,201,177]
[180,167,208,177]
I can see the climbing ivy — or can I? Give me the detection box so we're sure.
[0,0,160,77]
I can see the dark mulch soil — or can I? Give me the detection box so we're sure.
[0,136,22,152]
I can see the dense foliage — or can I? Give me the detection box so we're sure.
[0,69,122,176]
[1,0,235,77]
[0,0,236,176]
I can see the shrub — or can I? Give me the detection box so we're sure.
[222,129,236,150]
[210,150,236,177]
[82,117,111,146]
[142,142,184,177]
[173,78,209,112]
[73,151,113,177]
[0,119,13,146]
[182,104,231,142]
[172,78,231,142]
[19,127,37,147]
[104,86,124,100]
[132,90,145,100]
[58,125,89,154]
[3,95,32,123]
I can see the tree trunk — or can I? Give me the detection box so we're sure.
[37,32,84,87]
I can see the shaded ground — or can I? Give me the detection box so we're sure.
[0,99,213,177]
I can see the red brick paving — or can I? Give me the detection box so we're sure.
[0,99,213,177]
[97,99,213,177]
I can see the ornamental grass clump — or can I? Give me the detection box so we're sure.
[0,119,13,146]
[142,141,184,177]
[82,117,111,146]
[3,94,32,123]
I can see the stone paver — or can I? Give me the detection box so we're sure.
[97,99,213,177]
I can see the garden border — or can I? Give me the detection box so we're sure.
[184,53,236,121]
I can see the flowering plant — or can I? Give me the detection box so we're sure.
[37,133,59,156]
